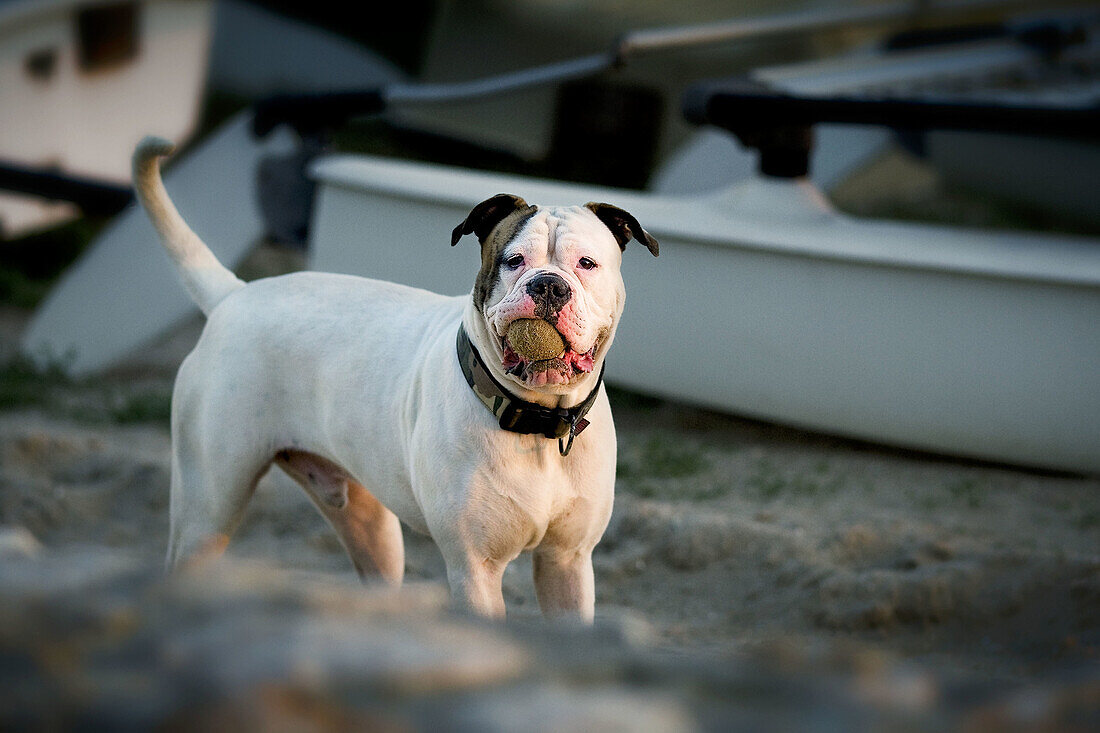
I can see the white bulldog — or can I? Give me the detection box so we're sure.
[133,137,658,620]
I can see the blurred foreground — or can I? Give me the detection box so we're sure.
[1,275,1098,729]
[2,540,1097,731]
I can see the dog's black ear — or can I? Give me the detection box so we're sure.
[452,194,530,246]
[585,202,659,256]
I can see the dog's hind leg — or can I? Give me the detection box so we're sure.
[165,433,266,571]
[274,450,405,585]
[325,480,405,586]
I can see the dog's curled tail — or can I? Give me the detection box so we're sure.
[132,136,245,316]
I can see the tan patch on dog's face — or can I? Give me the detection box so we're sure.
[474,205,539,309]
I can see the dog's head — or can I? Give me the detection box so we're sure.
[452,194,658,395]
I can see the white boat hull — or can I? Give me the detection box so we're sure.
[0,0,213,236]
[20,114,296,376]
[310,155,1100,474]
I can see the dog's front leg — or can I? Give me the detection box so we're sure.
[533,546,596,623]
[444,555,507,619]
[422,475,530,618]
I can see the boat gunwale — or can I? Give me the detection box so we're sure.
[310,154,1100,289]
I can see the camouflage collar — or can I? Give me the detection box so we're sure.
[456,325,602,456]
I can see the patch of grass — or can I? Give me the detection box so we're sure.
[0,355,71,409]
[1076,510,1100,531]
[747,459,788,500]
[617,435,722,500]
[1051,499,1073,513]
[623,479,662,499]
[946,477,983,508]
[618,436,709,480]
[746,457,844,500]
[622,476,727,501]
[0,356,172,427]
[917,493,943,512]
[109,391,173,425]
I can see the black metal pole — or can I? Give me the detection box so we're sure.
[0,161,132,216]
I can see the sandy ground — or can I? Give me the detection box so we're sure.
[2,261,1098,700]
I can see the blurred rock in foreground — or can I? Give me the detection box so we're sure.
[1,539,1097,732]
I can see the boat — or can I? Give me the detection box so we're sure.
[654,6,1100,226]
[0,0,213,237]
[20,1,1100,473]
[15,0,402,375]
[18,113,297,375]
[305,7,1100,474]
[308,150,1100,475]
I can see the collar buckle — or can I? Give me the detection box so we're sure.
[499,402,572,440]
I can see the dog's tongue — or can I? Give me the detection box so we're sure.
[502,342,595,379]
[567,349,596,372]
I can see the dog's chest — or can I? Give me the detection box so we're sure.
[489,431,571,488]
[485,433,604,526]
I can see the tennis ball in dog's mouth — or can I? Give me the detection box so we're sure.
[507,319,565,360]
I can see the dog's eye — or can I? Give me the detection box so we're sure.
[503,254,524,269]
[578,257,598,270]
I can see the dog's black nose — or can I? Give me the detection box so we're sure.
[526,273,571,313]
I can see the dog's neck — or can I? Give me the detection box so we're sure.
[460,305,605,411]
[456,322,603,456]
